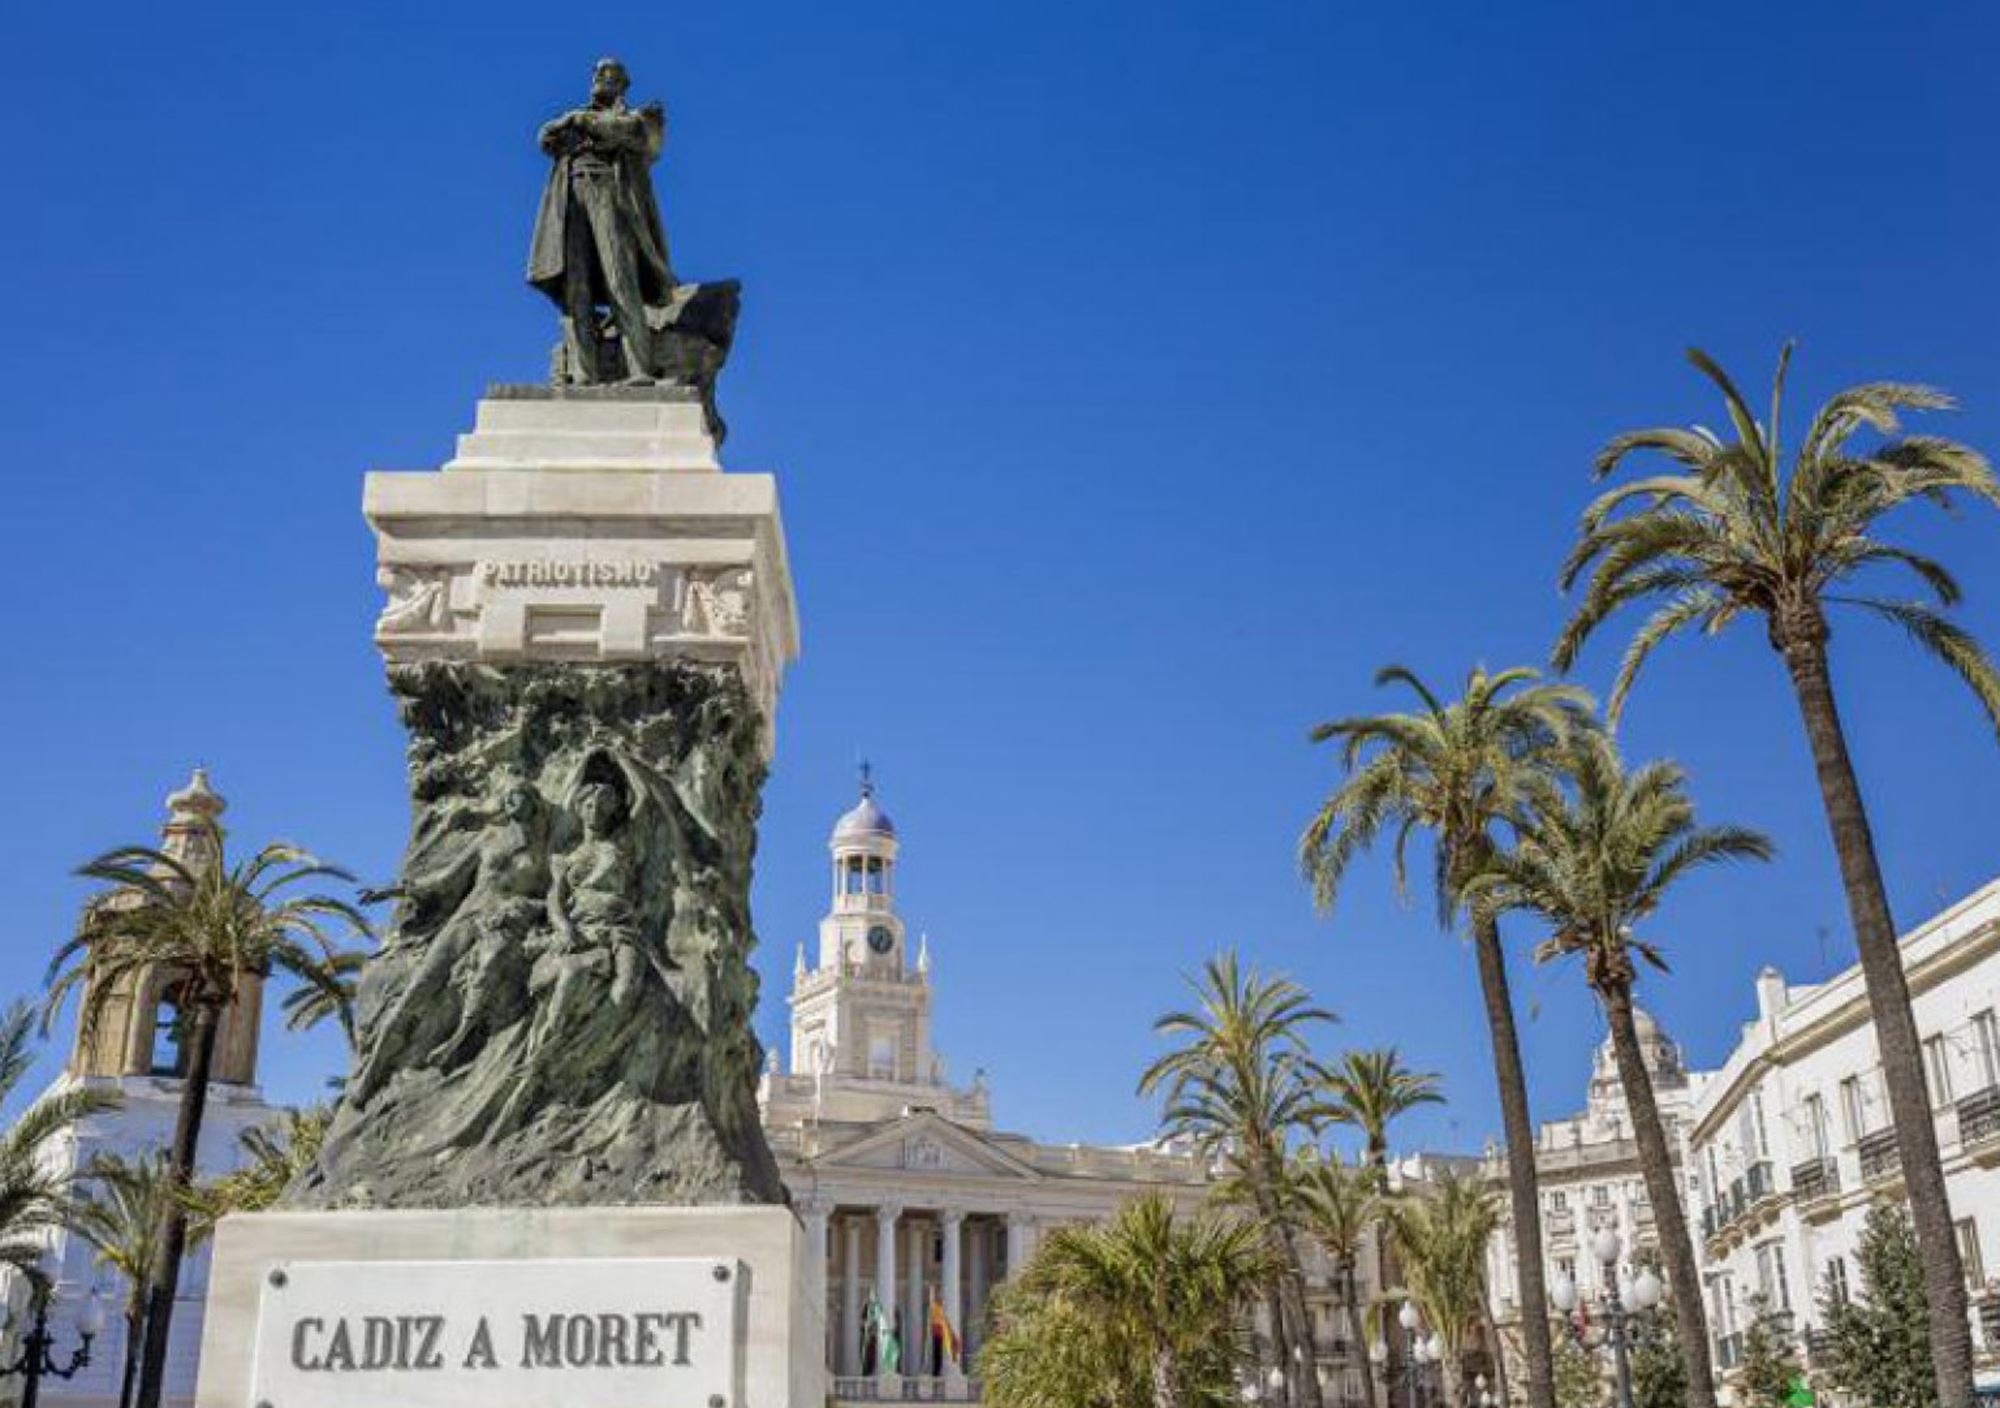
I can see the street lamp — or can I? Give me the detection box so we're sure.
[0,1283,104,1408]
[1396,1304,1423,1408]
[1551,1229,1661,1408]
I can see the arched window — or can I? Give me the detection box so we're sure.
[149,982,192,1077]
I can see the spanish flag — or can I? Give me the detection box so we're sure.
[928,1288,961,1369]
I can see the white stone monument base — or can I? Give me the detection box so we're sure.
[195,1206,824,1408]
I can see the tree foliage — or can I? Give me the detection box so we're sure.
[1554,345,2000,728]
[0,1002,120,1280]
[1735,1300,1804,1408]
[1139,951,1332,1406]
[1550,1331,1601,1408]
[1816,1201,1936,1408]
[980,1194,1272,1408]
[1382,1170,1500,1408]
[185,1106,333,1220]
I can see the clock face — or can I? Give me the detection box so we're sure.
[867,926,895,955]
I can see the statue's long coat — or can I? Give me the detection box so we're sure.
[526,107,675,309]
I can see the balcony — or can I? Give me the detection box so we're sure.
[1744,1160,1776,1206]
[1858,1128,1903,1185]
[1790,1156,1841,1219]
[1978,1289,2000,1348]
[833,1377,983,1403]
[1957,1086,2000,1160]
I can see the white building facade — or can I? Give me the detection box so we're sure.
[1489,878,2000,1403]
[1484,1011,1706,1368]
[1686,879,2000,1391]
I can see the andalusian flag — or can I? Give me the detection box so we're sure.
[929,1288,961,1369]
[862,1296,900,1375]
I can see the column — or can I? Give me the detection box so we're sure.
[941,1208,966,1382]
[801,1199,831,1375]
[966,1216,990,1361]
[842,1216,864,1378]
[874,1204,901,1386]
[905,1217,927,1376]
[1005,1211,1035,1280]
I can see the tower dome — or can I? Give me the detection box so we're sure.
[831,765,895,842]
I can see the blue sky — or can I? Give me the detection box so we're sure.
[4,1,2000,1160]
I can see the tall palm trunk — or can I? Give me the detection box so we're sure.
[1252,1147,1324,1408]
[118,1305,143,1408]
[1478,1300,1511,1408]
[1779,624,1972,1408]
[1365,1143,1393,1408]
[1601,983,1716,1408]
[1467,911,1554,1408]
[1342,1255,1378,1408]
[135,1003,218,1408]
[1149,1347,1179,1408]
[1439,1345,1465,1408]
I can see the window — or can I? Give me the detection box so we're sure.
[843,857,865,895]
[1548,1190,1568,1213]
[148,985,190,1077]
[1926,1035,1955,1108]
[1976,1010,2000,1090]
[1958,1218,1985,1291]
[868,1034,896,1081]
[1738,1092,1771,1159]
[1840,1075,1868,1142]
[1590,1185,1610,1208]
[1824,1256,1850,1307]
[1555,1257,1575,1286]
[1800,1092,1829,1161]
[1755,1241,1792,1312]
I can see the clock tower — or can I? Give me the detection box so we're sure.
[779,769,986,1126]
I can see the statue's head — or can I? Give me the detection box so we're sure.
[591,58,631,106]
[494,770,542,825]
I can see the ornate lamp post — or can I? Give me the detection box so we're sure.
[1398,1302,1423,1408]
[1550,1228,1662,1408]
[0,1283,105,1408]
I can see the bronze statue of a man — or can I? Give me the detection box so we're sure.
[527,59,674,384]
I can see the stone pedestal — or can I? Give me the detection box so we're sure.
[194,387,814,1403]
[193,1207,825,1408]
[366,386,796,743]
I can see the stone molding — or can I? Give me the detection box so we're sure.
[364,397,798,748]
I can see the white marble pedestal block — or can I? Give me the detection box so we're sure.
[365,387,799,747]
[194,1206,826,1408]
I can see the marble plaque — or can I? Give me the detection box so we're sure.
[249,1257,744,1408]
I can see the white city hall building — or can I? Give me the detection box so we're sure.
[755,777,1220,1401]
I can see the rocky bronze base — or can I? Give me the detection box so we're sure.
[550,280,740,441]
[290,659,784,1210]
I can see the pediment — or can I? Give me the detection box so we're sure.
[809,1112,1044,1182]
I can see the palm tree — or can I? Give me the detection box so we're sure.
[186,1106,334,1221]
[279,951,366,1047]
[1466,732,1772,1408]
[72,1153,215,1408]
[1555,346,2000,1408]
[1139,952,1332,1408]
[1300,665,1592,1408]
[981,1193,1272,1408]
[1323,1048,1444,1170]
[1322,1047,1442,1404]
[1294,1151,1381,1408]
[46,822,370,1408]
[1382,1171,1502,1408]
[0,1002,120,1282]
